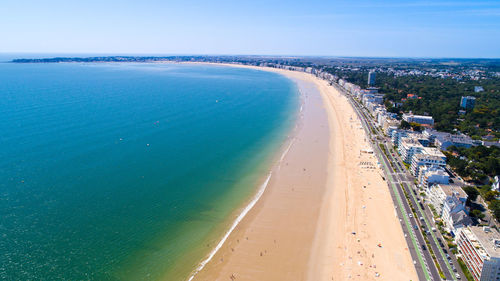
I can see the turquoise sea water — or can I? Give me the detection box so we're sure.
[0,62,298,280]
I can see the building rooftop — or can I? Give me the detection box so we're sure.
[436,184,468,199]
[414,154,446,162]
[422,147,446,158]
[425,129,473,145]
[422,167,449,178]
[401,138,422,145]
[403,113,434,120]
[450,210,472,227]
[401,136,426,146]
[462,95,476,100]
[468,226,500,259]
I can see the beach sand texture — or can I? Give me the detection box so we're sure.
[189,66,418,281]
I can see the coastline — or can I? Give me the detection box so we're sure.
[183,63,418,281]
[179,64,306,281]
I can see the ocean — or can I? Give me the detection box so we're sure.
[0,62,299,280]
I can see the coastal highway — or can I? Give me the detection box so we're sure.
[333,83,464,281]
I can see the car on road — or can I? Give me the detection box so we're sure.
[421,244,426,251]
[409,214,413,218]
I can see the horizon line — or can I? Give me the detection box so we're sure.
[2,52,500,60]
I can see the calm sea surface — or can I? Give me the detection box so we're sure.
[0,62,298,280]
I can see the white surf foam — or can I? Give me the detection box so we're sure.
[187,139,295,281]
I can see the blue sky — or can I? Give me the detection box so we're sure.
[1,0,499,57]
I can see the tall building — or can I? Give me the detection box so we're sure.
[461,96,476,110]
[410,147,447,177]
[457,226,500,281]
[418,166,449,188]
[368,71,376,86]
[398,137,424,164]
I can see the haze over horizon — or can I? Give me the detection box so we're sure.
[2,0,500,58]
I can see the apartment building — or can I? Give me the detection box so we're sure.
[457,226,500,281]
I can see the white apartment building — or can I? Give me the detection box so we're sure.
[398,137,425,164]
[418,166,449,188]
[410,147,447,177]
[457,226,500,281]
[402,113,435,126]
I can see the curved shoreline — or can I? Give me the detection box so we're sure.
[184,64,419,281]
[187,65,329,280]
[187,138,295,281]
[184,65,304,281]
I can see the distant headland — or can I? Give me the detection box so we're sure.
[11,56,193,63]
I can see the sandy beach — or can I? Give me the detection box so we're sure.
[188,65,418,281]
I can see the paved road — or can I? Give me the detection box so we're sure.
[386,147,466,280]
[334,84,466,281]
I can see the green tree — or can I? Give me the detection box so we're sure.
[485,190,499,202]
[400,120,410,130]
[471,209,485,219]
[463,186,479,201]
[489,200,500,221]
[409,122,422,132]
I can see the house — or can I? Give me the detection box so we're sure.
[447,210,473,236]
[426,184,467,217]
[441,195,470,234]
[493,176,500,192]
[474,86,484,93]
